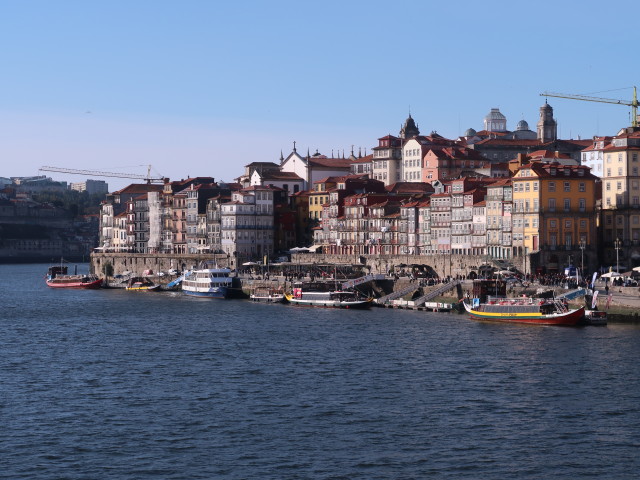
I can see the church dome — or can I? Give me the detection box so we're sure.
[464,128,477,136]
[484,108,507,132]
[516,119,529,131]
[485,108,506,121]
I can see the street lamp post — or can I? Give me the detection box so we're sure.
[614,238,621,274]
[579,238,586,279]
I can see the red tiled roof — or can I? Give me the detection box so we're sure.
[113,184,164,195]
[308,157,353,168]
[487,178,512,187]
[256,171,304,181]
[385,182,435,194]
[475,138,543,146]
[528,150,572,159]
[351,154,373,164]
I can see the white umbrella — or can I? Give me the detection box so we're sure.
[242,261,259,266]
[632,266,640,273]
[601,272,623,279]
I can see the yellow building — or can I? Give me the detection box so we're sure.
[308,178,336,221]
[512,162,598,274]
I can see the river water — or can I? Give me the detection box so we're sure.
[2,263,640,479]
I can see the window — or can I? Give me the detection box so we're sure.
[564,182,570,192]
[579,182,585,192]
[565,219,571,228]
[550,219,557,228]
[548,198,556,211]
[564,199,571,211]
[618,168,623,176]
[606,182,611,191]
[533,182,539,192]
[579,198,586,211]
[549,182,556,192]
[607,168,611,177]
[617,182,622,191]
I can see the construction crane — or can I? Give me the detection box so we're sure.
[39,165,166,184]
[540,86,638,128]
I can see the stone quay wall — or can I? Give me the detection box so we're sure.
[91,253,232,277]
[91,252,522,279]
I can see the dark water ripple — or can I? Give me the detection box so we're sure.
[2,264,640,479]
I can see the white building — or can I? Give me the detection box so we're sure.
[280,146,352,191]
[581,136,612,179]
[70,179,109,194]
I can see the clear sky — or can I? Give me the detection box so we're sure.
[1,0,638,191]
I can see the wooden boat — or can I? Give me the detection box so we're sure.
[250,286,285,303]
[182,267,232,298]
[46,265,102,289]
[463,296,584,326]
[284,281,373,309]
[584,309,608,326]
[126,277,160,291]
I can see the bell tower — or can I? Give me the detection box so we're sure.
[537,101,557,142]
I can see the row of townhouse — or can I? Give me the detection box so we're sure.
[99,178,296,265]
[313,162,600,275]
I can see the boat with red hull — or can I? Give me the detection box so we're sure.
[463,297,584,326]
[46,266,102,289]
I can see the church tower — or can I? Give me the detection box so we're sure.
[399,113,420,139]
[537,101,557,142]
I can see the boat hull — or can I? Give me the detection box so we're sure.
[183,287,228,299]
[46,278,102,289]
[126,285,160,291]
[463,301,584,326]
[250,294,284,303]
[284,294,372,309]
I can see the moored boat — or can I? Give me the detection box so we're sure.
[182,267,232,298]
[250,286,285,303]
[463,296,584,326]
[126,277,160,291]
[584,309,608,326]
[46,265,102,289]
[284,281,372,308]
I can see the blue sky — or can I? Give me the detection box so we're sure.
[0,0,638,191]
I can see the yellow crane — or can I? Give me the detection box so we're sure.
[540,86,638,128]
[39,165,166,184]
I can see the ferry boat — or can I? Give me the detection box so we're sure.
[181,267,232,298]
[284,281,373,309]
[463,296,584,326]
[126,277,160,291]
[46,265,102,289]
